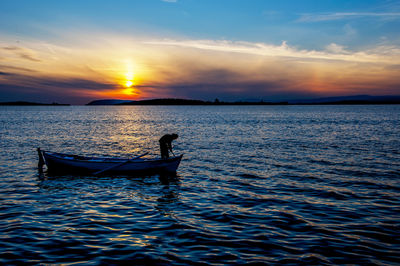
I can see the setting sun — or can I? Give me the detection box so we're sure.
[123,65,135,95]
[124,60,135,86]
[125,80,133,87]
[100,59,142,98]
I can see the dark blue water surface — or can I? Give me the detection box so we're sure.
[0,105,399,265]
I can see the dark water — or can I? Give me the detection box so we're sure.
[0,105,399,265]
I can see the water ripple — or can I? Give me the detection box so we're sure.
[0,105,399,264]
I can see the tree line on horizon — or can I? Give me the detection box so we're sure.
[1,95,400,106]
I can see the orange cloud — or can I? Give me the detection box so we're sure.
[1,34,399,104]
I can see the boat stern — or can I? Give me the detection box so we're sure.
[164,154,183,172]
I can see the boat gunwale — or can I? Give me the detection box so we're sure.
[43,151,183,164]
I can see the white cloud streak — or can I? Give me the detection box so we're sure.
[298,12,400,22]
[145,39,400,64]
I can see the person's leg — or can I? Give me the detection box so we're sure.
[160,143,169,159]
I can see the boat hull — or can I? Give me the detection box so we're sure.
[41,151,183,175]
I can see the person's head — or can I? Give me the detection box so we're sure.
[171,133,178,139]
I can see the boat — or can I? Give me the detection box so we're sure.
[37,148,183,175]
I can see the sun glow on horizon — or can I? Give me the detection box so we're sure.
[122,87,134,95]
[121,60,137,96]
[84,59,145,99]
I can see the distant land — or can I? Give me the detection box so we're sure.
[0,101,70,106]
[84,99,133,105]
[289,95,400,104]
[87,98,289,105]
[87,95,400,105]
[1,95,399,106]
[126,98,290,105]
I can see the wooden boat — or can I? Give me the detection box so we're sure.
[38,148,183,175]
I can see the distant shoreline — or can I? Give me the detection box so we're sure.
[2,96,400,106]
[116,101,400,105]
[87,97,400,106]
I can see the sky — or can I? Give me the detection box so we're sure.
[0,0,400,104]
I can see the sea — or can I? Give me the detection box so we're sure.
[0,105,399,265]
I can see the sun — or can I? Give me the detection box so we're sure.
[108,59,144,98]
[125,80,133,87]
[125,70,134,86]
[122,65,135,95]
[123,78,134,95]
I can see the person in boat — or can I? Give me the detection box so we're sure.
[159,133,178,159]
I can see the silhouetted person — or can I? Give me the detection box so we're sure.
[159,133,178,159]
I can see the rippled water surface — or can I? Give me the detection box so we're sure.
[1,105,399,265]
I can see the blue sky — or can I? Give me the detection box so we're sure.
[1,0,399,103]
[2,0,399,48]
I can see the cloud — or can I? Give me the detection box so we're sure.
[0,71,13,76]
[1,46,41,62]
[325,43,349,54]
[161,0,177,3]
[134,66,294,99]
[385,64,400,70]
[141,38,400,99]
[145,39,400,64]
[0,64,38,73]
[0,70,119,104]
[343,24,357,37]
[1,34,400,103]
[161,80,295,101]
[297,12,400,22]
